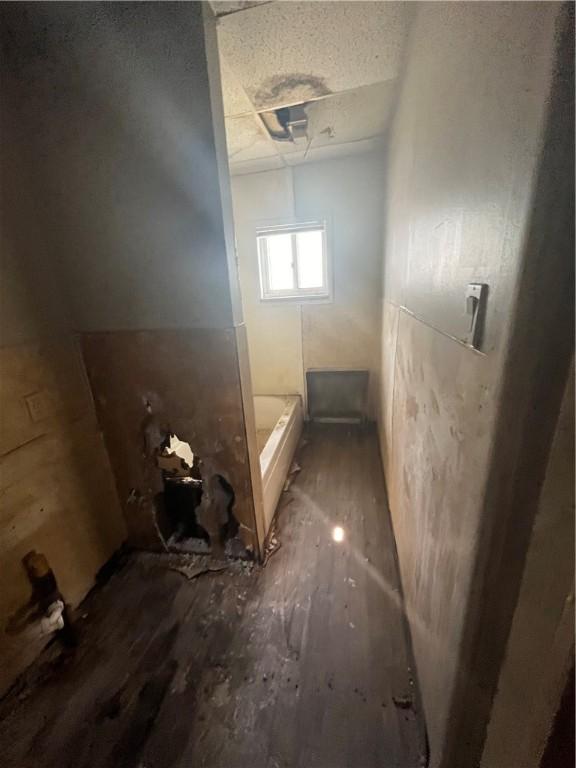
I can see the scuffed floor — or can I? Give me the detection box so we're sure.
[0,424,426,768]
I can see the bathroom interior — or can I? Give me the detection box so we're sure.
[0,3,573,768]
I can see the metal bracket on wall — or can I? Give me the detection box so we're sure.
[465,283,488,349]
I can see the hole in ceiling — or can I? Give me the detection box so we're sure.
[253,73,331,112]
[260,104,309,144]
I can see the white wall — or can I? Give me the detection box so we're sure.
[231,168,303,397]
[231,151,384,415]
[378,3,573,766]
[6,2,236,333]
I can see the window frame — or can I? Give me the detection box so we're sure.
[257,221,331,302]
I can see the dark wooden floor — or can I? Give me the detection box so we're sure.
[0,424,426,768]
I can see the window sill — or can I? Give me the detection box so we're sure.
[259,294,333,305]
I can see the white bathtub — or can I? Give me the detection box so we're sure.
[253,395,303,536]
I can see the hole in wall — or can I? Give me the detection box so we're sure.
[156,434,208,553]
[163,477,209,550]
[154,434,247,559]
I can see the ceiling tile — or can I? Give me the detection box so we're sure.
[211,1,272,18]
[217,1,408,111]
[282,136,384,167]
[275,81,396,156]
[219,56,254,117]
[225,114,279,163]
[229,155,286,176]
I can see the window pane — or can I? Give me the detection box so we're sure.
[296,230,324,289]
[266,233,294,290]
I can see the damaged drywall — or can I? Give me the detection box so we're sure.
[155,432,207,549]
[157,434,196,475]
[154,431,247,559]
[82,329,259,558]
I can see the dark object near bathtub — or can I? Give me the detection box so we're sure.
[306,369,369,422]
[23,551,77,646]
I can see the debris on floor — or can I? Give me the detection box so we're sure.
[263,521,281,565]
[137,551,226,580]
[166,532,210,554]
[228,557,256,576]
[224,534,251,560]
[283,461,301,492]
[169,559,228,581]
[0,425,425,768]
[137,550,257,582]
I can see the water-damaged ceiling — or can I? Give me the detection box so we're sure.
[211,1,410,175]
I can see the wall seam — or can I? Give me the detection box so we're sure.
[386,300,486,357]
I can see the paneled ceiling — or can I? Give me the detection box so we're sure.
[211,1,410,175]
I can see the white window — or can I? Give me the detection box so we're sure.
[257,222,329,300]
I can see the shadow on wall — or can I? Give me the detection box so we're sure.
[1,55,127,694]
[441,6,575,766]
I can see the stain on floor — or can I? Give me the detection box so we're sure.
[0,424,426,768]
